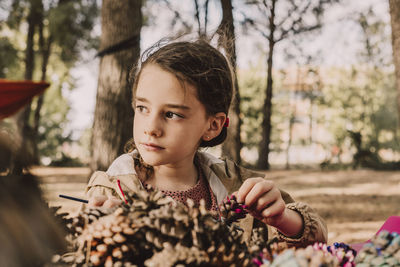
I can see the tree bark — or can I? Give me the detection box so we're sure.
[257,0,276,170]
[90,0,142,171]
[218,0,242,164]
[389,0,400,126]
[32,12,52,164]
[14,0,41,173]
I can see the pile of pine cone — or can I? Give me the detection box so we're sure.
[253,242,357,267]
[54,191,254,266]
[51,187,399,267]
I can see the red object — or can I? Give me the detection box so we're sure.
[351,216,400,252]
[373,216,400,235]
[117,179,128,204]
[224,117,229,128]
[0,79,50,120]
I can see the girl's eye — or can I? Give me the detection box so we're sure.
[165,111,184,120]
[135,105,147,113]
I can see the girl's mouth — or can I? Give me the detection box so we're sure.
[141,143,164,151]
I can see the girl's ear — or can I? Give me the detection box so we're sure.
[202,112,226,141]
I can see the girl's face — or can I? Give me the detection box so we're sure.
[133,64,220,168]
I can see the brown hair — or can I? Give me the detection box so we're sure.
[130,38,233,146]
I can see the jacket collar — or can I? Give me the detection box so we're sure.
[105,150,232,204]
[196,151,229,204]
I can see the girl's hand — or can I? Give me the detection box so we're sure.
[88,195,123,208]
[236,177,286,227]
[236,177,304,238]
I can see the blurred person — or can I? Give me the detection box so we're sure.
[0,132,66,267]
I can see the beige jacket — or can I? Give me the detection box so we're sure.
[86,151,327,247]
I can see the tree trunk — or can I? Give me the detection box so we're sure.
[90,0,142,171]
[32,14,52,164]
[14,0,41,173]
[257,0,276,170]
[389,0,400,126]
[309,98,313,144]
[218,0,242,164]
[286,114,294,170]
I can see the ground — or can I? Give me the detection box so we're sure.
[33,166,400,246]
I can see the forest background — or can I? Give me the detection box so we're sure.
[2,0,400,245]
[1,0,400,172]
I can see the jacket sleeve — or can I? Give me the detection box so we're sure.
[222,158,328,246]
[77,171,119,211]
[85,169,144,204]
[85,171,120,199]
[271,201,328,247]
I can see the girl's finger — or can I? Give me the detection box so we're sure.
[253,187,280,213]
[236,177,264,203]
[243,180,274,208]
[88,195,108,207]
[260,198,285,219]
[103,198,123,208]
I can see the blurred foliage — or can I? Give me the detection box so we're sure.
[239,65,265,150]
[1,0,398,169]
[46,0,99,64]
[240,58,398,169]
[317,66,398,167]
[1,0,99,166]
[316,8,398,169]
[7,0,99,65]
[239,62,291,164]
[0,37,19,78]
[238,6,398,169]
[35,75,72,164]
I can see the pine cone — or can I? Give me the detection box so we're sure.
[322,242,356,266]
[355,230,400,266]
[145,243,209,267]
[269,245,338,267]
[57,188,254,266]
[251,236,289,266]
[75,207,152,266]
[219,194,248,226]
[69,207,111,236]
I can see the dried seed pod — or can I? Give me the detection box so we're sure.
[145,243,209,267]
[220,194,248,226]
[267,246,338,267]
[355,230,400,266]
[56,187,254,266]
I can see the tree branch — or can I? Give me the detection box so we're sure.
[162,0,192,32]
[276,0,300,29]
[243,16,270,40]
[204,0,210,35]
[194,0,202,36]
[276,24,321,43]
[276,1,313,41]
[262,0,271,10]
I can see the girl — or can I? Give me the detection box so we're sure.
[86,39,327,247]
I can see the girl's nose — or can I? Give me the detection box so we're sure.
[144,115,162,137]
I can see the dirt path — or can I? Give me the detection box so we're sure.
[32,167,400,245]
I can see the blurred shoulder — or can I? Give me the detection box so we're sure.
[197,151,265,181]
[106,151,137,176]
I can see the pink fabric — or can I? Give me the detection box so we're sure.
[374,216,400,234]
[143,169,219,212]
[0,79,49,119]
